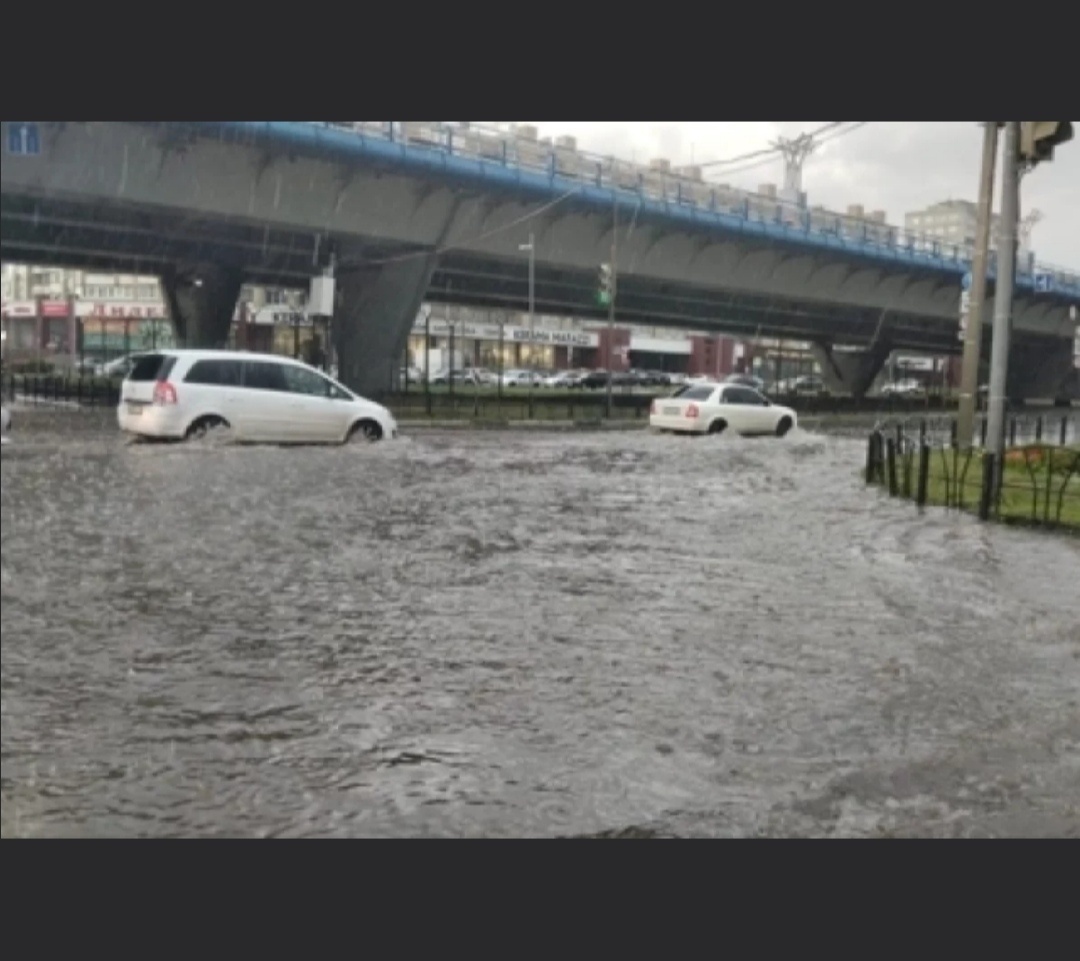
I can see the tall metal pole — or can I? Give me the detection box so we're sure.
[984,121,1021,499]
[424,308,432,417]
[526,233,535,418]
[605,195,618,419]
[957,122,1000,448]
[497,312,505,404]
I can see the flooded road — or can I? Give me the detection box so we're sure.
[2,411,1078,837]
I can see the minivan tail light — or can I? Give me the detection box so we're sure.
[153,381,177,406]
[686,403,700,419]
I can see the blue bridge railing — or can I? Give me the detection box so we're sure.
[187,121,1080,299]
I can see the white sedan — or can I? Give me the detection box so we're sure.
[649,383,797,437]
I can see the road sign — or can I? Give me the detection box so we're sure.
[7,122,41,156]
[1034,272,1052,293]
[961,272,973,291]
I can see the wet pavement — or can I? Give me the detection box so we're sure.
[2,410,1078,837]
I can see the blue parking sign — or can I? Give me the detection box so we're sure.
[7,122,41,156]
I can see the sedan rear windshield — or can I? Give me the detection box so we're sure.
[680,386,716,401]
[128,354,177,382]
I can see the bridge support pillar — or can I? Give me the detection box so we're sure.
[1006,334,1078,404]
[810,338,894,399]
[161,263,243,349]
[333,253,437,398]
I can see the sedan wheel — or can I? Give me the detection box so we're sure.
[775,416,793,438]
[348,420,383,444]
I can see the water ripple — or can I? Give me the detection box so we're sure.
[2,412,1078,837]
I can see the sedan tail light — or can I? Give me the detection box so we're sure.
[685,403,700,419]
[153,381,178,406]
[650,400,658,416]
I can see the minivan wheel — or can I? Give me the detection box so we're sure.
[186,416,229,440]
[775,416,793,438]
[347,419,383,444]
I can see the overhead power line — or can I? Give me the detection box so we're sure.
[685,121,847,172]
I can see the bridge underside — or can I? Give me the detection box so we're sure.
[2,191,1075,401]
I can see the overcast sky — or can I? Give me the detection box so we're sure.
[511,122,1078,269]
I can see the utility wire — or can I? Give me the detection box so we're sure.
[689,121,846,171]
[701,122,870,182]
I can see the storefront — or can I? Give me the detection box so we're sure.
[239,305,331,367]
[0,301,38,358]
[76,302,174,360]
[408,319,600,372]
[1,299,77,363]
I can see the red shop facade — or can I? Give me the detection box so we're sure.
[0,298,76,361]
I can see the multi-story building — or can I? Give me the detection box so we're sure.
[904,200,1003,253]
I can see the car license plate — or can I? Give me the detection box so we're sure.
[127,403,143,416]
[664,406,681,416]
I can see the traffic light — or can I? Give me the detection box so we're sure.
[598,262,614,306]
[1019,122,1073,165]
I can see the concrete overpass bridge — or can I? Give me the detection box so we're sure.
[2,120,1077,399]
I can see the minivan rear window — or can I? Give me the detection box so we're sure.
[128,354,177,382]
[185,359,243,387]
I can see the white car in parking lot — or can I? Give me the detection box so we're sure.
[499,369,543,388]
[117,350,398,445]
[650,382,797,437]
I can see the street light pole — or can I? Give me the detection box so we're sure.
[605,195,618,420]
[520,233,536,418]
[956,122,1000,449]
[982,120,1022,512]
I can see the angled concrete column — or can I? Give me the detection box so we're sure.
[810,337,894,399]
[160,263,243,349]
[333,254,437,397]
[1006,335,1079,403]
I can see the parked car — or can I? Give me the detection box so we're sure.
[880,379,926,398]
[774,375,830,397]
[724,372,767,392]
[542,370,586,388]
[116,350,398,445]
[97,353,149,379]
[1,405,11,444]
[580,370,611,390]
[649,382,797,437]
[399,366,424,384]
[499,369,544,388]
[430,368,487,387]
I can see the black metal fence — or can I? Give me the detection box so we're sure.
[392,380,973,417]
[865,413,1079,532]
[387,388,655,421]
[2,372,122,408]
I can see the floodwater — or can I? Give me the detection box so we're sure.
[2,409,1078,838]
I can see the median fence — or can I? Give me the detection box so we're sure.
[865,413,1079,532]
[389,388,653,422]
[2,372,121,408]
